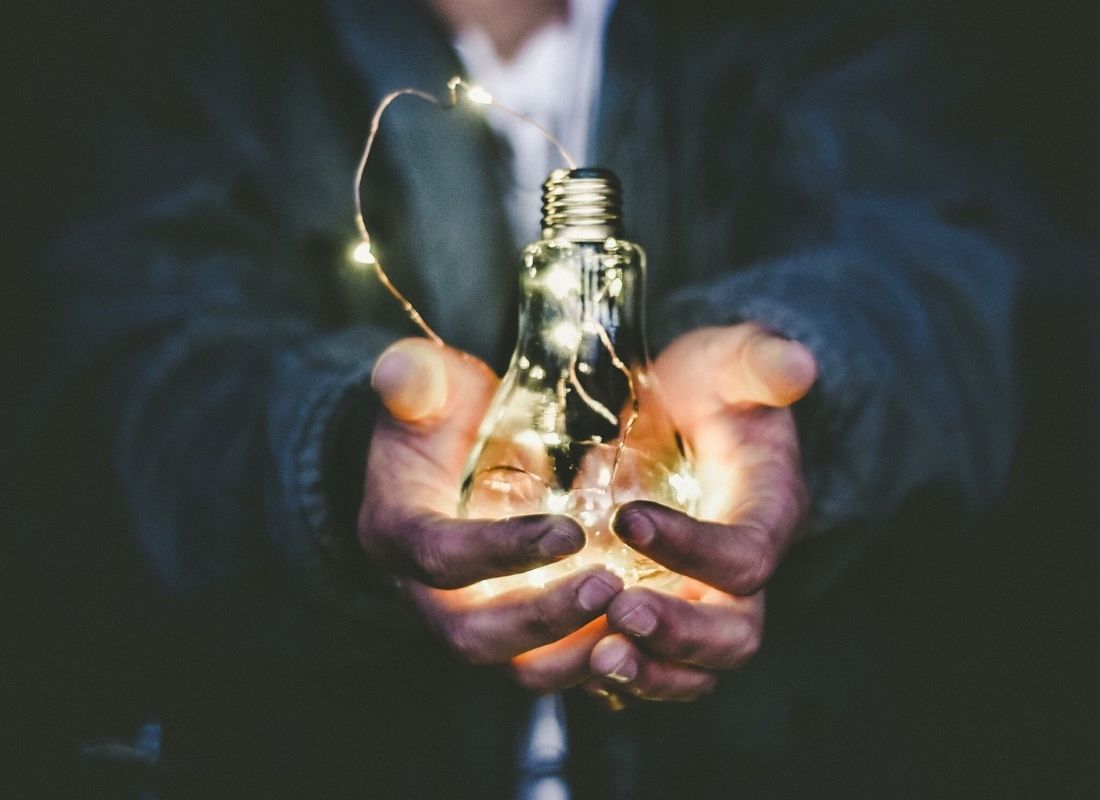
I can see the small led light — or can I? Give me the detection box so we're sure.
[350,241,376,265]
[514,430,543,450]
[466,85,494,105]
[486,478,514,494]
[526,569,548,589]
[544,266,580,299]
[669,471,702,506]
[597,466,612,488]
[528,365,546,380]
[549,321,582,350]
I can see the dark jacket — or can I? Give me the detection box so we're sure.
[14,1,1045,796]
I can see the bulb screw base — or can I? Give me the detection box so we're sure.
[541,168,624,242]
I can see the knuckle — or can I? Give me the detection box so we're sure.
[445,618,492,666]
[692,675,719,699]
[741,623,763,659]
[356,510,384,561]
[657,622,702,664]
[736,530,777,593]
[510,664,559,694]
[527,591,571,643]
[631,679,668,702]
[412,535,457,588]
[723,620,762,667]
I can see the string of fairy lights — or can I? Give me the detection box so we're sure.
[352,76,640,512]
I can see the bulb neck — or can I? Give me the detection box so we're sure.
[541,167,624,242]
[515,237,648,380]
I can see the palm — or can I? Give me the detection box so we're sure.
[581,324,815,704]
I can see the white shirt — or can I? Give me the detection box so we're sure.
[452,9,618,798]
[453,0,616,244]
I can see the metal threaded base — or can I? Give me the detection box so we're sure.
[541,167,623,241]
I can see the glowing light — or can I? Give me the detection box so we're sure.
[466,85,494,105]
[514,430,544,450]
[526,569,548,588]
[350,241,376,265]
[543,266,580,299]
[546,492,569,513]
[518,356,530,369]
[669,471,702,506]
[549,321,582,350]
[528,365,546,380]
[486,477,514,494]
[542,432,563,446]
[597,466,612,488]
[606,276,624,298]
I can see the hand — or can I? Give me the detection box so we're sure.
[359,338,624,691]
[583,324,817,706]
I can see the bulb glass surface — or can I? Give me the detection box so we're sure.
[460,237,697,594]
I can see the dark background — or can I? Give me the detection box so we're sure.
[4,1,1097,797]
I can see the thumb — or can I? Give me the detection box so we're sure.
[659,325,817,409]
[724,325,818,407]
[371,339,449,422]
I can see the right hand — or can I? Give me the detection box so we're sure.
[359,338,624,692]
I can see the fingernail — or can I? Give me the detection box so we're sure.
[759,338,817,402]
[577,574,620,612]
[614,507,656,547]
[616,602,658,637]
[787,341,818,384]
[538,524,584,559]
[370,348,412,393]
[606,693,626,712]
[594,640,637,683]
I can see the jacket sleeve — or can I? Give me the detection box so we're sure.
[650,6,1023,602]
[39,16,419,662]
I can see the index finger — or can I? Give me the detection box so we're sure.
[366,510,586,590]
[611,501,785,596]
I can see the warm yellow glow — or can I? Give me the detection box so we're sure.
[546,491,569,513]
[466,85,494,105]
[549,321,582,350]
[485,477,514,494]
[597,466,612,488]
[514,429,543,450]
[669,470,703,507]
[350,241,376,265]
[543,266,580,299]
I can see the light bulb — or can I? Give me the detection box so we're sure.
[459,168,698,595]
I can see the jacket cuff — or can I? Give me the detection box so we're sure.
[267,325,422,654]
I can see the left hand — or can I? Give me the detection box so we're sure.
[361,339,623,693]
[583,324,817,706]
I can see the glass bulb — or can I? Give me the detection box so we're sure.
[459,169,698,595]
